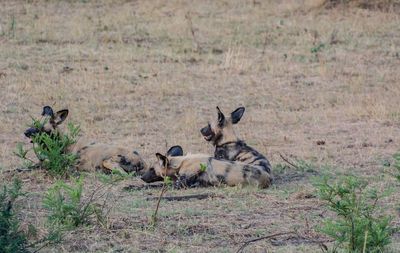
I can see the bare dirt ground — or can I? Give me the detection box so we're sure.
[1,0,400,252]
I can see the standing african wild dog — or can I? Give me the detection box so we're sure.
[200,106,272,184]
[24,106,146,174]
[141,146,270,188]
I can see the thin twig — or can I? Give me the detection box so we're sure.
[97,184,117,222]
[279,153,300,170]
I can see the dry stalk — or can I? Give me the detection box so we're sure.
[261,28,270,55]
[151,152,169,227]
[185,11,203,53]
[363,230,368,253]
[279,152,300,170]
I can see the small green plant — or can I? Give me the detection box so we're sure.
[273,163,291,173]
[9,14,15,38]
[15,116,81,177]
[387,153,400,182]
[313,174,397,252]
[311,43,325,54]
[294,159,315,173]
[200,163,207,171]
[0,178,27,252]
[0,178,62,253]
[43,174,102,229]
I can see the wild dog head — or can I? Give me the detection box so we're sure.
[141,145,183,183]
[200,106,245,146]
[24,106,69,142]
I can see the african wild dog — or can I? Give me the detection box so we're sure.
[141,145,271,188]
[24,106,146,174]
[200,106,272,182]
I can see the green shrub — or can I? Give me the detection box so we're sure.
[0,178,27,253]
[0,179,62,253]
[313,174,397,252]
[15,116,80,177]
[43,175,102,229]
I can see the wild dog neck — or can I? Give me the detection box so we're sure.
[214,140,246,161]
[213,122,240,146]
[215,140,245,148]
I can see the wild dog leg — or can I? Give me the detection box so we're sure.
[102,159,125,174]
[174,172,210,188]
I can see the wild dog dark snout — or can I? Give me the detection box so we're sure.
[24,128,39,138]
[200,124,214,141]
[141,167,163,183]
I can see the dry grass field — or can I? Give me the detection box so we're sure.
[1,0,400,252]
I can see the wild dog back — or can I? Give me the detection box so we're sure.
[214,141,271,174]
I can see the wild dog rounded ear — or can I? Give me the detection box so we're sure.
[216,106,225,126]
[42,106,54,116]
[156,153,168,166]
[231,107,245,124]
[52,109,69,125]
[167,146,183,157]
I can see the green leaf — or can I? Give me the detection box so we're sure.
[14,143,28,158]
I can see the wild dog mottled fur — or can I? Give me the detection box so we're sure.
[200,106,272,182]
[141,146,270,188]
[24,106,146,174]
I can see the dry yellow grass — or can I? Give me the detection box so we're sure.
[1,0,400,252]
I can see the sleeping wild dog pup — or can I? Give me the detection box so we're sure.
[141,145,271,188]
[24,106,146,174]
[200,106,272,182]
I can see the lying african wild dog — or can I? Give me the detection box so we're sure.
[24,106,146,174]
[200,106,272,182]
[141,145,271,188]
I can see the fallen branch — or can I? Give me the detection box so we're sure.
[279,153,300,170]
[236,232,295,253]
[3,164,43,173]
[146,193,220,201]
[236,231,331,253]
[123,184,165,191]
[124,180,206,191]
